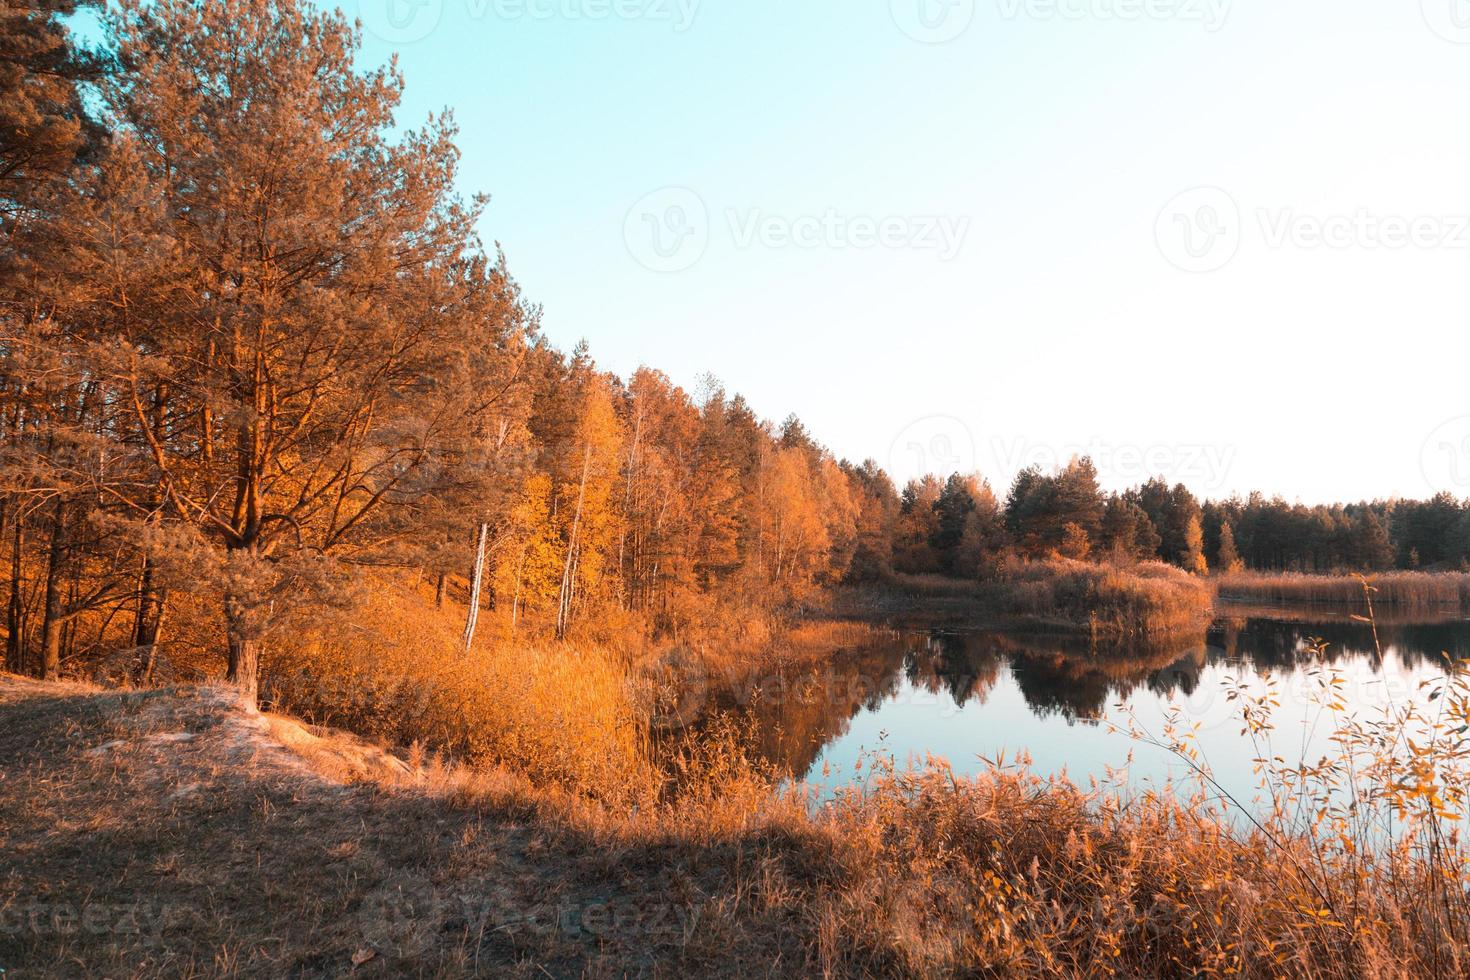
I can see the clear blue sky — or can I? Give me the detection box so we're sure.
[342,2,1468,502]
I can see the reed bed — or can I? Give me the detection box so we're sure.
[1001,559,1215,638]
[1218,571,1470,612]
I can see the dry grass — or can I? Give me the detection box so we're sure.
[7,667,1470,978]
[261,588,651,801]
[1000,559,1215,639]
[1217,571,1470,612]
[259,586,888,805]
[11,571,1470,977]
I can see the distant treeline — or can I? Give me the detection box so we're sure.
[889,462,1468,580]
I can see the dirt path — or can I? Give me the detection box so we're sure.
[0,677,805,979]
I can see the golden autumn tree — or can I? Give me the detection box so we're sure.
[37,0,526,700]
[763,446,830,596]
[619,368,705,630]
[1183,514,1209,576]
[497,471,562,630]
[552,372,625,639]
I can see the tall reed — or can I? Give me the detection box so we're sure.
[1218,570,1470,612]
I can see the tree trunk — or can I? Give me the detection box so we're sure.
[134,559,167,683]
[462,522,489,651]
[134,557,166,644]
[4,514,22,673]
[556,445,593,642]
[224,592,260,706]
[138,596,167,684]
[226,632,260,704]
[134,384,169,673]
[435,571,446,608]
[40,621,62,682]
[39,501,67,681]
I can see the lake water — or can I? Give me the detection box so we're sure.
[695,608,1470,812]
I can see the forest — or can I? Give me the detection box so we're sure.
[3,1,1470,694]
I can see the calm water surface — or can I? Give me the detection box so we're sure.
[700,609,1470,810]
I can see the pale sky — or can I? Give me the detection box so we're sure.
[346,1,1470,503]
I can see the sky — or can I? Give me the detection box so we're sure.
[336,1,1470,504]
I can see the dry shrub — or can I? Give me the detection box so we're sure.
[261,586,651,799]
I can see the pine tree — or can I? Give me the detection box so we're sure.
[45,0,526,699]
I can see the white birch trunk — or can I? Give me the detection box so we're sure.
[462,521,489,651]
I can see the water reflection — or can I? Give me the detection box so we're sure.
[685,608,1470,801]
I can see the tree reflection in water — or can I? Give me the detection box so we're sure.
[668,609,1470,786]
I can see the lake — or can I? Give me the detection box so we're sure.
[689,608,1470,813]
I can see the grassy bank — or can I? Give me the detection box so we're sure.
[1217,570,1470,612]
[5,674,1469,978]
